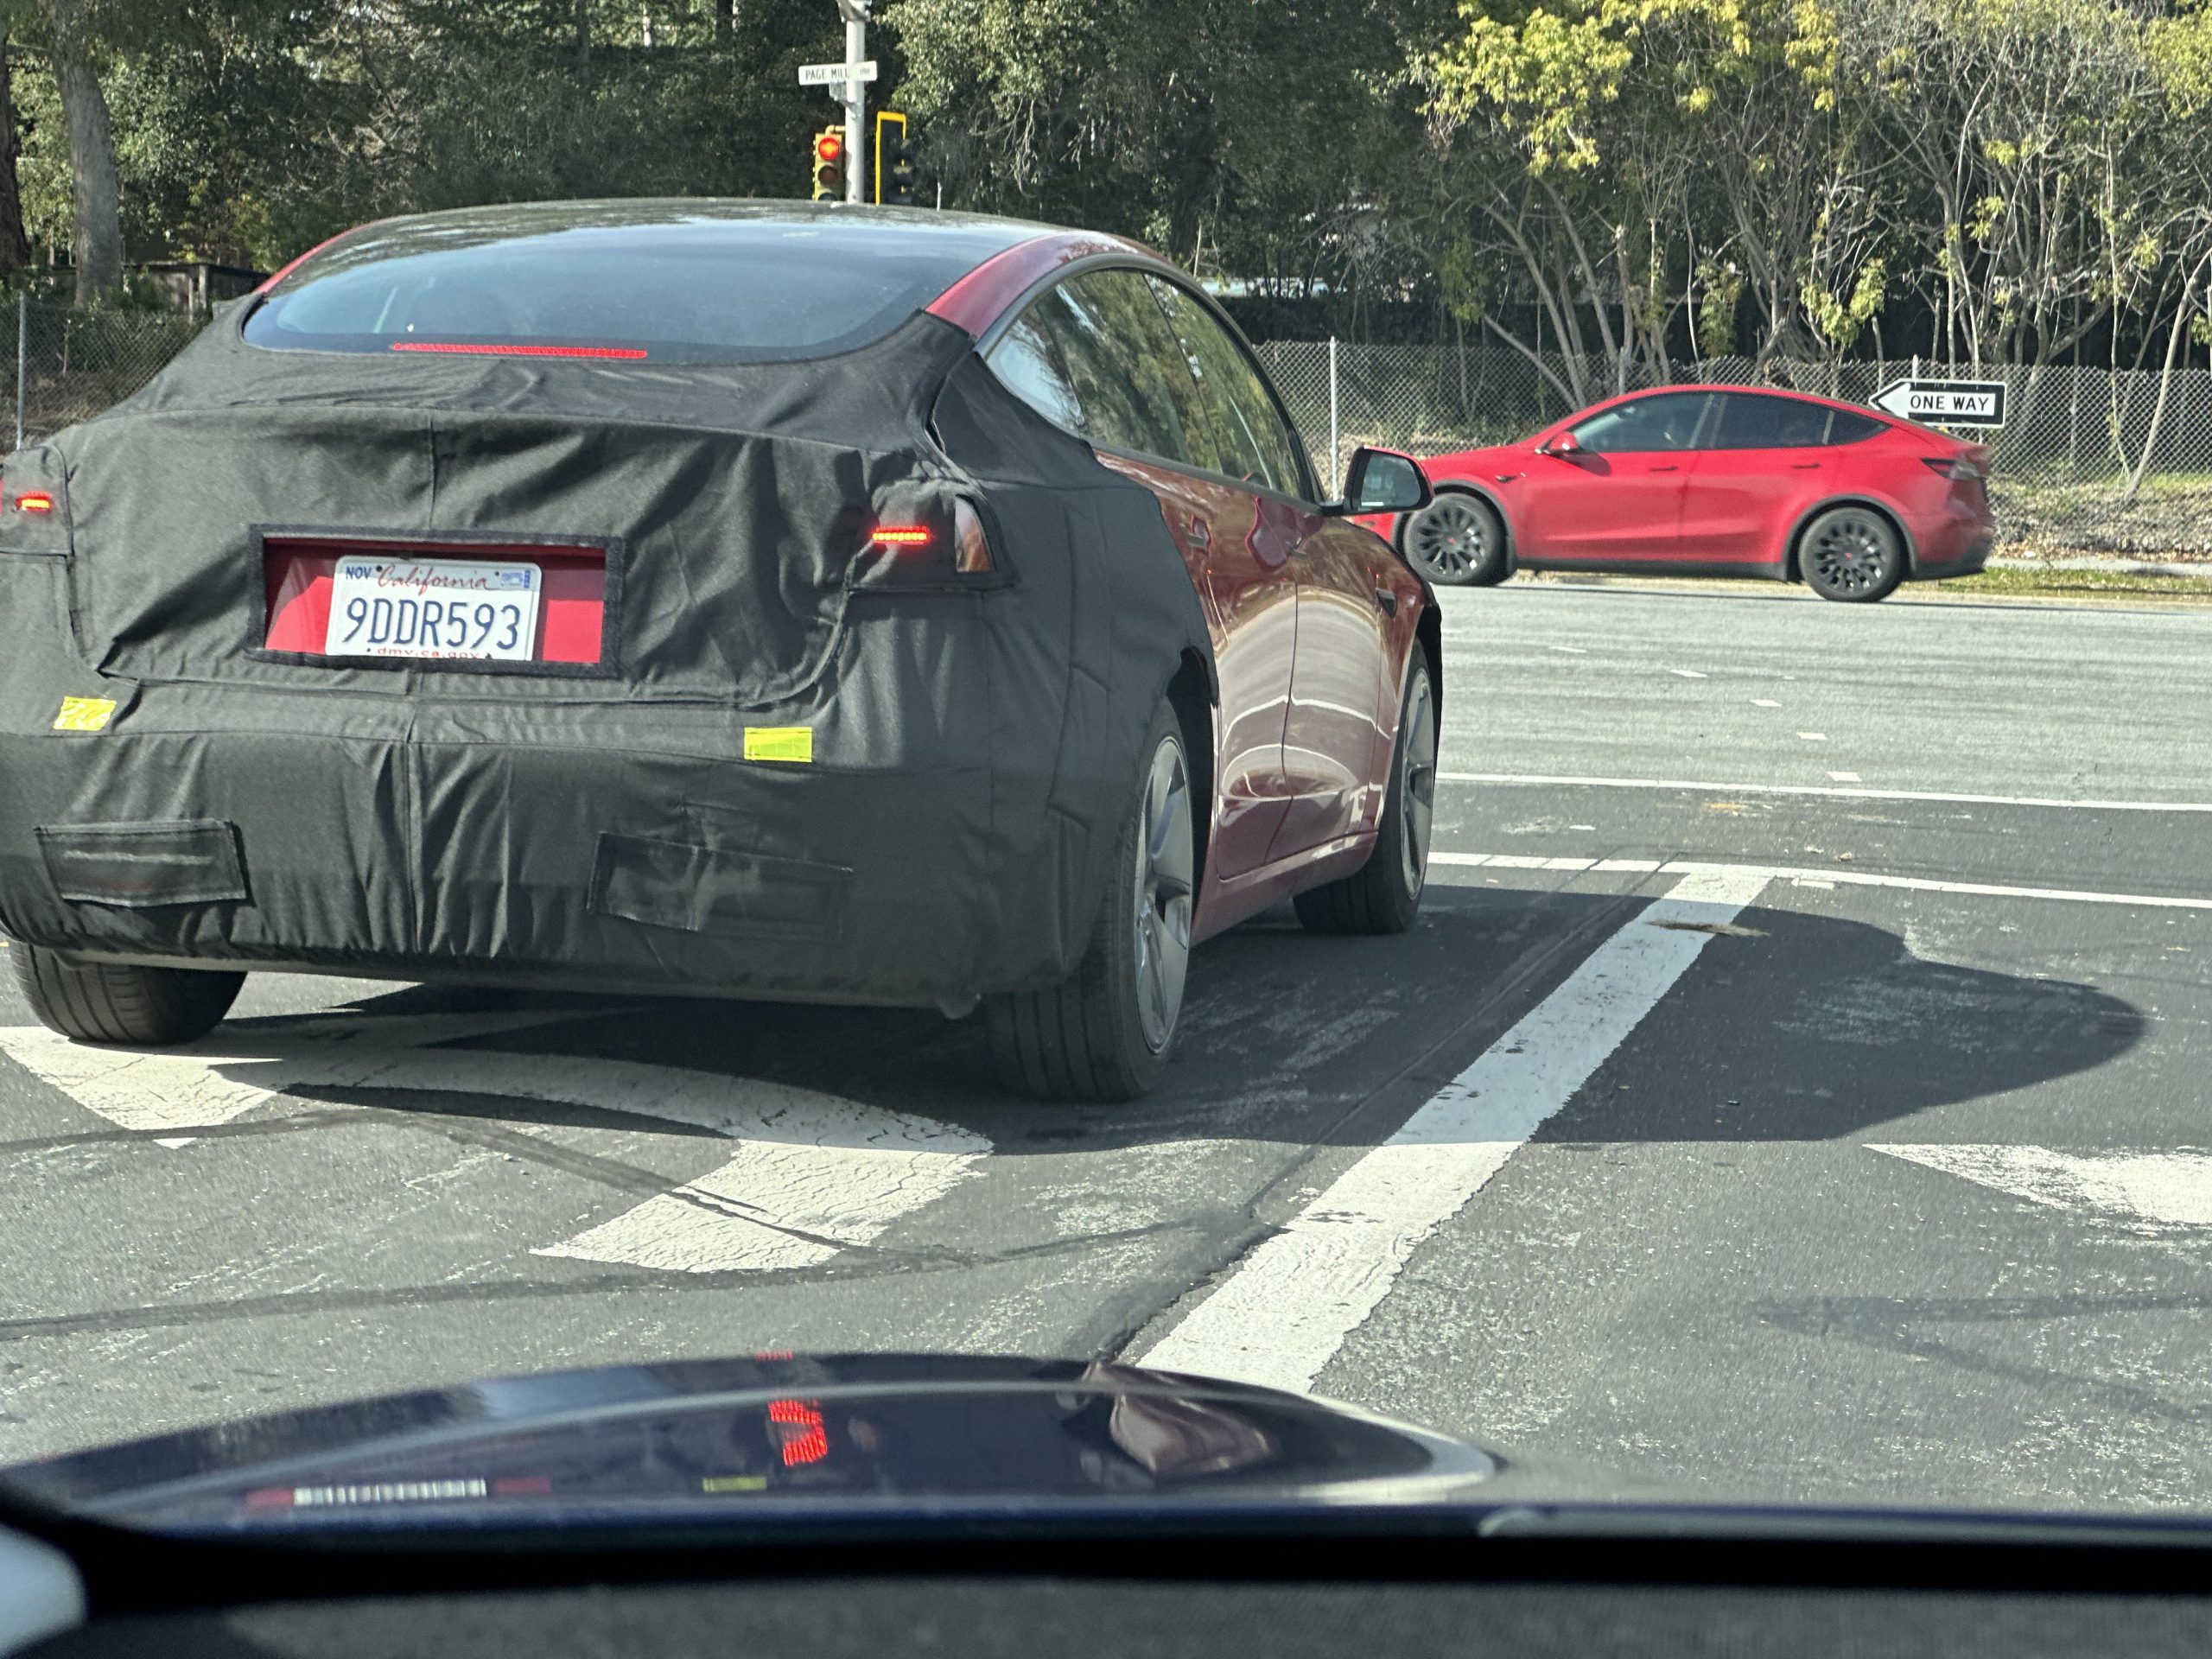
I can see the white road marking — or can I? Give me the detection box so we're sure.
[1667,668,1708,678]
[1440,772,2212,814]
[1872,1144,2212,1230]
[0,1015,988,1273]
[1134,866,1773,1394]
[1751,698,1783,708]
[1546,644,1589,654]
[1431,851,2212,912]
[1798,731,1828,741]
[1828,771,1862,782]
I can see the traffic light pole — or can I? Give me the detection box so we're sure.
[838,0,868,205]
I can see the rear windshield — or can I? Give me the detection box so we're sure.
[244,207,1019,365]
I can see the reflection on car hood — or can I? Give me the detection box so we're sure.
[0,1355,1500,1534]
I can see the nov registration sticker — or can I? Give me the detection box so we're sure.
[324,558,543,663]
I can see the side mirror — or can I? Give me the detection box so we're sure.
[1329,446,1431,516]
[1538,430,1583,459]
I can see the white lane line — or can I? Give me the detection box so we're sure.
[1440,772,2212,815]
[1798,731,1828,741]
[1751,698,1783,708]
[1135,865,1772,1394]
[1828,771,1862,782]
[1432,851,2212,912]
[1667,668,1707,678]
[1872,1144,2212,1229]
[1545,644,1589,654]
[0,1019,989,1273]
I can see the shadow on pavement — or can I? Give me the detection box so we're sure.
[167,880,2146,1154]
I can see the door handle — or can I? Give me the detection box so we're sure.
[1649,464,1680,473]
[1187,513,1211,548]
[1374,587,1399,617]
[1790,461,1821,470]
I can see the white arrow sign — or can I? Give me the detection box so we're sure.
[1871,378,2006,427]
[798,59,877,86]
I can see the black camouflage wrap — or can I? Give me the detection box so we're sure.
[0,302,1212,1006]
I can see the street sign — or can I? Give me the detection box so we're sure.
[1871,378,2007,427]
[798,59,878,86]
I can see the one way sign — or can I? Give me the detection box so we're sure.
[1871,378,2006,427]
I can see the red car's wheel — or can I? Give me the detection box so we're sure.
[1400,491,1508,587]
[1801,505,1905,601]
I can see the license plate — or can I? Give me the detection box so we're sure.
[323,558,543,662]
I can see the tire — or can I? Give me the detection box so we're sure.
[9,939,244,1046]
[987,699,1196,1102]
[1800,505,1904,601]
[1400,491,1509,587]
[1294,653,1438,936]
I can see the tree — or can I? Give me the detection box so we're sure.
[37,0,119,297]
[0,39,34,274]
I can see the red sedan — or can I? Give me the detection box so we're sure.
[0,202,1436,1101]
[1372,385,1995,601]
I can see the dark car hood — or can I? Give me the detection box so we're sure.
[0,1355,1499,1535]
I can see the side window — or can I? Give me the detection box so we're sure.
[985,307,1088,435]
[1570,391,1713,454]
[1710,392,1835,449]
[1143,275,1308,498]
[1039,270,1211,467]
[1826,409,1885,445]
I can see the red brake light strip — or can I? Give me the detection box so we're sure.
[14,491,54,513]
[869,525,933,546]
[388,341,649,361]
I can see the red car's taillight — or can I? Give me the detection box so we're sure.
[1923,455,1986,482]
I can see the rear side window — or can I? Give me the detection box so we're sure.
[1143,276,1308,498]
[1711,393,1875,449]
[1571,392,1713,453]
[244,216,994,365]
[1026,270,1211,467]
[987,308,1089,435]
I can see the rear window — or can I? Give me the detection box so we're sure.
[244,207,1020,365]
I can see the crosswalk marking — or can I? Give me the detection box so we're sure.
[1872,1144,2212,1230]
[0,1017,989,1273]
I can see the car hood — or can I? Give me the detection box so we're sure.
[0,1355,1499,1535]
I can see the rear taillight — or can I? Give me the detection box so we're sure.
[1923,455,1986,481]
[13,490,53,512]
[855,504,996,588]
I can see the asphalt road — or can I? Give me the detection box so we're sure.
[5,578,2212,1516]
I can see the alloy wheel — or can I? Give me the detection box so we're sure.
[1405,496,1492,582]
[1807,511,1894,594]
[1397,671,1438,897]
[1132,735,1194,1053]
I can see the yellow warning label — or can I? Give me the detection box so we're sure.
[743,726,814,764]
[53,696,117,734]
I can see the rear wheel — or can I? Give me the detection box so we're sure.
[1801,505,1904,601]
[987,700,1195,1102]
[1294,655,1437,936]
[9,940,244,1046]
[1400,491,1508,587]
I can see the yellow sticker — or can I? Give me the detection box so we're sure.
[53,696,117,734]
[702,1474,768,1493]
[743,726,814,764]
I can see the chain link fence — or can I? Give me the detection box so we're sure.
[3,304,2208,561]
[3,297,206,451]
[1254,340,2212,562]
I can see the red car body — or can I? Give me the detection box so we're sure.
[934,227,1436,944]
[1363,385,1994,591]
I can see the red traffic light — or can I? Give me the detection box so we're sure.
[815,132,844,162]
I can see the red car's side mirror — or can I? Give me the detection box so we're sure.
[1539,431,1583,459]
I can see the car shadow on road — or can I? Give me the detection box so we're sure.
[259,879,2147,1154]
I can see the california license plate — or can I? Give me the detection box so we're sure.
[323,558,543,662]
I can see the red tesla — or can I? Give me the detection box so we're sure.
[0,202,1436,1102]
[1370,385,1994,601]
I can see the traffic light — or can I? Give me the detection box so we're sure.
[875,111,918,207]
[810,126,844,201]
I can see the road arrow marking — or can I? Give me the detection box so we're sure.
[1871,1144,2212,1230]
